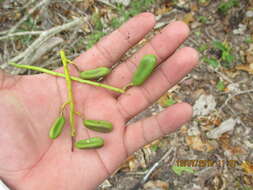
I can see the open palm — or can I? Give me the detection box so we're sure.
[0,13,198,190]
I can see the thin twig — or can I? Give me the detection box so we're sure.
[131,147,176,190]
[97,0,117,8]
[0,31,43,41]
[8,0,51,34]
[1,18,84,71]
[219,89,253,112]
[28,37,64,65]
[211,68,234,83]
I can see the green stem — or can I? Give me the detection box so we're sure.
[60,50,76,137]
[9,62,125,93]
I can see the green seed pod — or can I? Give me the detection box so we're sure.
[132,54,157,86]
[49,116,65,139]
[79,67,111,79]
[75,137,104,149]
[83,119,113,133]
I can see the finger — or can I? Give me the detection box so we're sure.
[73,13,155,70]
[116,47,199,120]
[104,21,190,91]
[124,103,192,156]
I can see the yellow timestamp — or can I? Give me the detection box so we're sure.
[176,160,238,167]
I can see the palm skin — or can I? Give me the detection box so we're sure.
[0,13,198,190]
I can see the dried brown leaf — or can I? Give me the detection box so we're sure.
[183,13,195,25]
[219,134,247,155]
[144,180,169,190]
[241,161,253,174]
[186,135,215,152]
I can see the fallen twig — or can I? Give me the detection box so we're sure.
[220,89,253,111]
[1,18,84,72]
[130,147,176,190]
[0,31,43,41]
[8,0,51,34]
[28,37,64,66]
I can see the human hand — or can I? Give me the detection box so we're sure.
[0,13,198,190]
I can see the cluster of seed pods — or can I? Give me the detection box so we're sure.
[48,54,157,150]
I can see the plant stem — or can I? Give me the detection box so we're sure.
[60,50,76,138]
[9,62,125,93]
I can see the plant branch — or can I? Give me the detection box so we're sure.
[0,31,43,41]
[8,62,125,94]
[60,50,76,140]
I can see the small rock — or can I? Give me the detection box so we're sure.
[207,118,237,139]
[233,24,247,35]
[191,21,202,29]
[193,95,216,116]
[227,83,240,93]
[188,122,201,136]
[144,180,169,190]
[246,11,253,17]
[110,0,131,6]
[99,180,112,188]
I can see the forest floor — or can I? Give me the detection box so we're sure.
[0,0,253,189]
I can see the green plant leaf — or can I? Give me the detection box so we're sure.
[197,44,209,53]
[197,15,208,23]
[216,80,225,91]
[91,12,103,30]
[217,0,239,15]
[150,144,159,152]
[244,37,253,44]
[165,97,176,107]
[212,41,227,51]
[171,166,195,176]
[203,57,220,68]
[222,51,234,64]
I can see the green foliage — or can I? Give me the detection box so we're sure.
[86,0,155,49]
[216,80,225,91]
[111,0,155,29]
[150,144,159,152]
[198,0,208,3]
[86,31,106,49]
[212,41,227,52]
[217,0,239,15]
[244,37,253,44]
[91,12,103,30]
[197,44,208,53]
[241,186,253,190]
[194,31,201,37]
[164,97,176,107]
[171,166,195,176]
[202,57,220,68]
[197,15,208,23]
[212,40,234,67]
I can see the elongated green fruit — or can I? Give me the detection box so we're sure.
[79,67,111,79]
[132,54,157,86]
[75,137,104,149]
[83,119,113,133]
[49,116,65,139]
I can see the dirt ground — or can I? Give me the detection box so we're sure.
[0,0,253,190]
